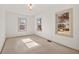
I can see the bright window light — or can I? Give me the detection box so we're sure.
[22,38,40,48]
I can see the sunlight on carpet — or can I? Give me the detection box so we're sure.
[22,38,40,48]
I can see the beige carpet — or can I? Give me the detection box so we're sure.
[2,35,79,54]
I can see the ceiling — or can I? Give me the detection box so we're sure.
[0,4,76,16]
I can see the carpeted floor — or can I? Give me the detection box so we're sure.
[2,35,79,54]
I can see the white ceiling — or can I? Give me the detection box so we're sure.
[1,4,51,15]
[0,4,76,16]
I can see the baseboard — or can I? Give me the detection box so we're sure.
[6,34,35,39]
[35,34,79,52]
[52,41,79,52]
[0,38,7,54]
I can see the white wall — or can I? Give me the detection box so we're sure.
[35,4,79,50]
[0,8,5,52]
[6,11,35,38]
[1,4,79,52]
